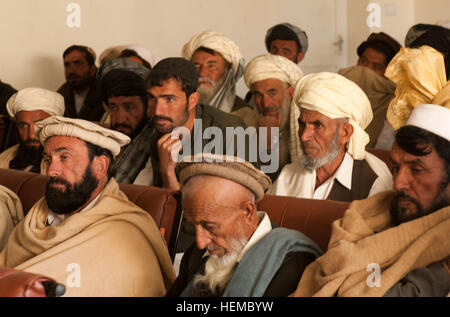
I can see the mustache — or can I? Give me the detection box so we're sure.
[199,77,215,85]
[152,115,173,123]
[47,177,72,189]
[111,123,133,131]
[24,138,41,145]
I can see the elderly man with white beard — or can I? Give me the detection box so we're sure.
[166,154,322,297]
[232,53,303,181]
[269,72,393,202]
[182,30,249,113]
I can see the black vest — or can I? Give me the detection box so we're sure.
[327,158,378,202]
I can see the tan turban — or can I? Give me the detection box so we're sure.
[294,72,373,160]
[244,53,303,88]
[6,88,65,118]
[35,116,130,157]
[181,30,244,76]
[385,45,450,130]
[178,153,271,202]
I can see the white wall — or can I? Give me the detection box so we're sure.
[0,0,448,99]
[1,0,349,98]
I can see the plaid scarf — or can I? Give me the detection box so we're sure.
[114,121,156,184]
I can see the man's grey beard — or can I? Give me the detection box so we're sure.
[300,128,341,171]
[197,75,226,105]
[194,237,248,295]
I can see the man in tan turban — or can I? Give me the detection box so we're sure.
[182,30,248,113]
[269,72,393,202]
[0,116,176,296]
[166,153,321,297]
[293,103,450,297]
[233,53,303,181]
[0,88,65,173]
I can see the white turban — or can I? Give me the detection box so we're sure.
[6,88,65,118]
[181,30,244,76]
[294,72,373,160]
[244,53,303,88]
[35,116,130,157]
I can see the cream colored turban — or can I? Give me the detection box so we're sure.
[294,72,373,160]
[6,88,65,118]
[35,116,130,157]
[178,153,271,202]
[244,53,303,88]
[181,30,244,76]
[385,45,450,130]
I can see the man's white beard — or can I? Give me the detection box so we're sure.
[198,75,226,105]
[300,128,341,171]
[194,238,248,295]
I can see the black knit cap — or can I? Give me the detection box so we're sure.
[357,32,402,65]
[149,57,199,90]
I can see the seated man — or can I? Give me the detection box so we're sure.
[0,88,64,172]
[0,184,23,251]
[269,72,393,202]
[339,32,401,148]
[233,53,303,181]
[145,57,248,191]
[98,58,154,184]
[57,45,104,121]
[166,154,322,297]
[293,103,450,297]
[182,30,248,112]
[265,23,308,64]
[0,116,176,296]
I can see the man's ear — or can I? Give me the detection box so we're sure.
[296,51,305,63]
[188,91,200,111]
[91,155,109,179]
[240,200,257,224]
[90,65,97,77]
[288,85,294,100]
[339,122,354,146]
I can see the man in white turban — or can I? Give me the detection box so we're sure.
[182,30,248,113]
[269,72,393,202]
[233,53,303,181]
[0,116,176,296]
[0,88,65,173]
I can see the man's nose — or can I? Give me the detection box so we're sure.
[46,159,62,178]
[393,166,412,193]
[195,226,212,250]
[299,125,313,142]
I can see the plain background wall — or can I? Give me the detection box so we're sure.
[0,0,448,98]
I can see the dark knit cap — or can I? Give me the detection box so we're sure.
[357,32,402,65]
[149,57,199,90]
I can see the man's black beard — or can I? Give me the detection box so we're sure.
[45,164,99,215]
[390,189,449,226]
[9,138,44,173]
[67,72,91,91]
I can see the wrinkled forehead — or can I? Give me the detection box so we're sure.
[44,136,88,155]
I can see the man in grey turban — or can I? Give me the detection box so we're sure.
[265,23,308,64]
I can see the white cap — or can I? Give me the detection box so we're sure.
[406,104,450,141]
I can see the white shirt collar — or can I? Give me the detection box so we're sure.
[332,152,354,190]
[46,193,101,226]
[236,211,272,262]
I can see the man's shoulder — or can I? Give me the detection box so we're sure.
[199,104,247,128]
[56,82,73,96]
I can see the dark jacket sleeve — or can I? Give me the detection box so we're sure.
[263,251,316,297]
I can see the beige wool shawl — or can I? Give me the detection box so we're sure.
[0,144,19,169]
[293,191,450,297]
[0,178,176,296]
[0,184,23,251]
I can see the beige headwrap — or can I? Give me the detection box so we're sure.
[244,53,303,88]
[35,116,130,157]
[385,45,450,130]
[6,88,65,118]
[294,72,373,160]
[178,153,271,202]
[181,30,244,76]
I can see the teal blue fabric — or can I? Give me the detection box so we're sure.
[222,227,322,297]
